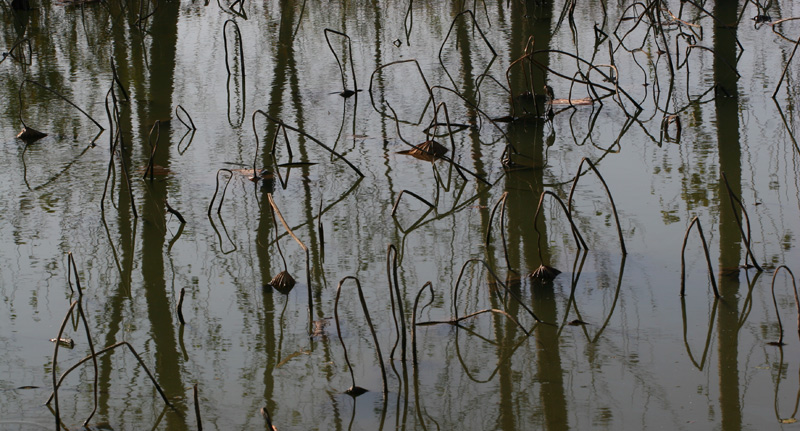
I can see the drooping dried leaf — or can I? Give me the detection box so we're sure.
[269,271,296,294]
[399,140,448,161]
[17,126,47,142]
[528,264,561,281]
[345,386,368,397]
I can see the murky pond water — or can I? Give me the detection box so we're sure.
[3,0,800,429]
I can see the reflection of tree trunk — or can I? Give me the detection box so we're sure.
[504,2,569,430]
[256,0,323,415]
[98,4,149,420]
[713,1,741,429]
[139,1,186,428]
[256,0,298,289]
[256,0,299,414]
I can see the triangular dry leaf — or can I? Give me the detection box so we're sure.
[17,126,47,142]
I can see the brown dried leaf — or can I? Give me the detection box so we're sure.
[528,265,561,281]
[398,140,448,161]
[17,126,47,142]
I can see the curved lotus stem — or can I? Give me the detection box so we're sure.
[387,244,407,361]
[411,282,434,365]
[769,266,800,346]
[680,216,719,298]
[334,276,388,396]
[567,157,626,255]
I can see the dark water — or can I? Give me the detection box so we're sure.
[2,0,800,429]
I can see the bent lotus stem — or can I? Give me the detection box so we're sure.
[721,172,763,272]
[567,157,626,255]
[18,79,105,133]
[222,19,245,78]
[453,259,543,323]
[143,120,160,181]
[412,282,434,365]
[175,104,197,131]
[75,301,99,427]
[680,216,719,298]
[334,276,388,396]
[416,308,530,337]
[208,169,233,217]
[177,287,186,325]
[52,301,78,430]
[485,192,513,272]
[387,244,407,361]
[769,266,800,346]
[46,340,172,408]
[267,194,312,332]
[67,252,83,296]
[531,191,587,280]
[194,384,203,431]
[391,190,435,217]
[324,28,358,96]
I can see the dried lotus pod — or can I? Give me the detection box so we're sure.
[269,271,296,294]
[17,126,47,142]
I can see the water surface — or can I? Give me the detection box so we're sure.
[2,0,800,429]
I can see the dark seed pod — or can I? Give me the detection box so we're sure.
[269,271,296,294]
